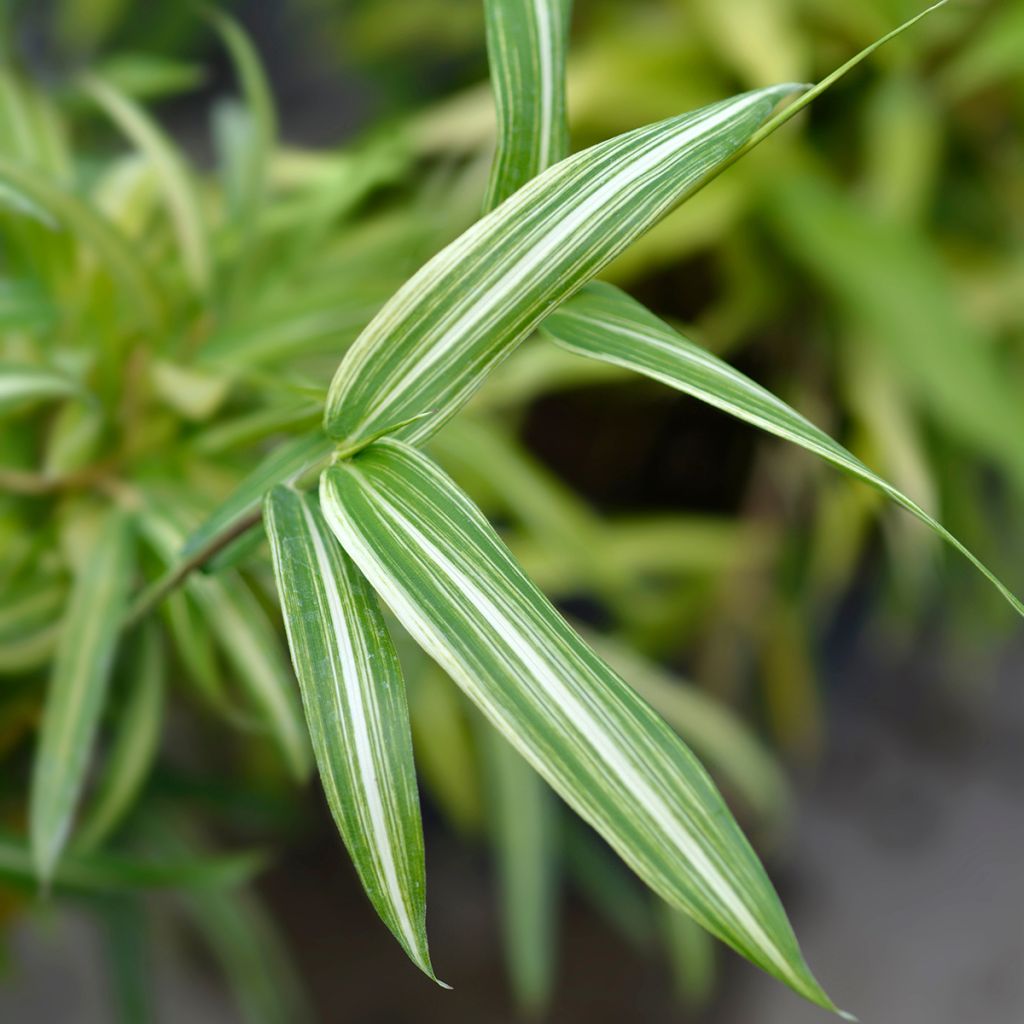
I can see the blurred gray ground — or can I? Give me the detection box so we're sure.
[3,638,1021,1023]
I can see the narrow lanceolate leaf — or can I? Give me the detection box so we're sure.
[264,486,441,984]
[30,509,134,882]
[483,0,572,210]
[323,84,802,448]
[182,431,333,558]
[77,623,165,852]
[82,73,210,290]
[320,441,841,1014]
[481,728,558,1014]
[542,281,1024,618]
[0,363,81,412]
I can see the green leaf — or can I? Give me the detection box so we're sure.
[0,362,82,412]
[0,832,264,892]
[480,727,558,1014]
[263,486,441,984]
[76,623,165,852]
[205,7,275,225]
[660,901,716,1010]
[541,281,1024,617]
[182,431,333,558]
[81,73,210,290]
[320,441,841,1014]
[323,84,803,448]
[29,507,135,882]
[483,0,573,210]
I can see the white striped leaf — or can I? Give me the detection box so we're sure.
[29,507,134,882]
[541,281,1024,617]
[483,0,573,210]
[319,441,842,1014]
[264,486,441,984]
[323,84,802,449]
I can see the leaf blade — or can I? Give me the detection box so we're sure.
[29,508,135,881]
[324,84,802,447]
[320,441,839,1013]
[483,0,573,210]
[541,281,1024,617]
[264,486,440,984]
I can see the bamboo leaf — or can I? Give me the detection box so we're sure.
[264,486,440,983]
[77,623,165,852]
[323,84,802,448]
[483,0,573,210]
[81,73,210,290]
[320,441,843,1014]
[182,431,333,558]
[29,507,134,882]
[541,281,1024,617]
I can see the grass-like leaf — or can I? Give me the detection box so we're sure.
[483,0,573,210]
[323,84,801,449]
[29,508,135,882]
[77,622,165,852]
[541,281,1024,617]
[320,440,842,1014]
[481,727,558,1013]
[82,72,210,290]
[264,486,441,984]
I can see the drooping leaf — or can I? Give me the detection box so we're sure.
[660,901,717,1010]
[323,84,803,449]
[29,507,135,882]
[483,0,573,210]
[263,486,440,983]
[320,441,841,1013]
[77,622,165,852]
[81,73,210,289]
[541,281,1024,617]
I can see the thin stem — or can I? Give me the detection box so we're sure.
[122,507,262,627]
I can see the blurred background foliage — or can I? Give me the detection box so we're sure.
[1,0,1022,1020]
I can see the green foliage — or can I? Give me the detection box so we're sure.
[2,1,1022,1020]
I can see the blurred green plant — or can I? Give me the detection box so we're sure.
[2,1,1023,1021]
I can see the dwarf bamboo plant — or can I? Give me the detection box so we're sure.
[2,1,1023,1019]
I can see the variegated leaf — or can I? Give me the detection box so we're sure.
[541,281,1024,617]
[483,0,573,210]
[29,508,134,881]
[264,486,441,984]
[323,84,802,449]
[320,441,842,1014]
